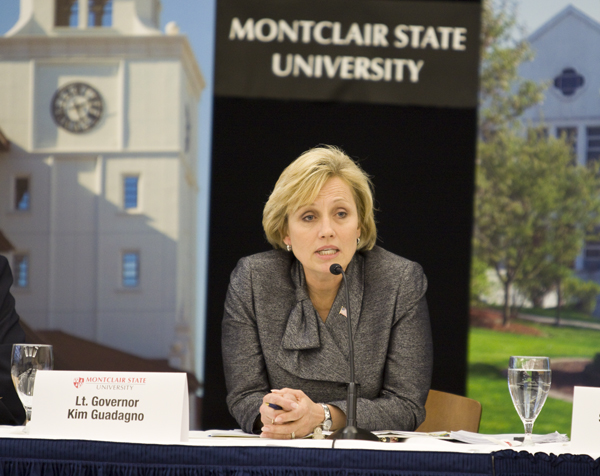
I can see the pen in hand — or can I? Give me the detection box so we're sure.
[265,403,283,410]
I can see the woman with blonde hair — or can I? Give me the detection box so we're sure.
[222,145,432,439]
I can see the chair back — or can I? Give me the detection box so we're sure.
[416,389,482,433]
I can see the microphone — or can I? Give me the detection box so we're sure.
[329,263,343,275]
[327,264,378,441]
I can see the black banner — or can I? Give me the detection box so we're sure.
[215,0,480,107]
[204,0,481,430]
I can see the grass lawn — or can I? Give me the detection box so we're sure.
[467,320,600,436]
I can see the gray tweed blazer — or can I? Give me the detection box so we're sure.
[222,245,433,433]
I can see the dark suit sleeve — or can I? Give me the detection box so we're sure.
[0,256,26,425]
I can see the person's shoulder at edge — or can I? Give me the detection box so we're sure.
[0,254,27,425]
[0,254,10,275]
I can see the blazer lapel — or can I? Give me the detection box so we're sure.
[322,254,365,360]
[278,256,364,384]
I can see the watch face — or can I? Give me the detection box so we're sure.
[51,82,103,133]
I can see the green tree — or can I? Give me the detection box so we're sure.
[472,0,600,324]
[471,0,544,308]
[474,130,600,325]
[562,276,600,315]
[478,0,545,139]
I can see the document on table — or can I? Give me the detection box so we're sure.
[448,430,569,446]
[373,430,569,446]
[191,429,569,446]
[191,430,260,438]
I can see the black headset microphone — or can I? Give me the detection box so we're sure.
[328,264,379,441]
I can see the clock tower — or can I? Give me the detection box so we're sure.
[0,0,204,372]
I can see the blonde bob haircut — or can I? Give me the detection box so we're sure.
[263,145,377,251]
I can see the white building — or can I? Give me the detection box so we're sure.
[0,0,204,370]
[520,6,600,282]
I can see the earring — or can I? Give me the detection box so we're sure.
[286,244,292,252]
[357,238,361,245]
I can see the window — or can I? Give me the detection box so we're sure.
[122,252,140,288]
[55,0,112,28]
[584,242,600,272]
[553,68,585,97]
[556,127,577,161]
[55,0,78,27]
[14,177,30,211]
[123,176,139,210]
[88,0,112,27]
[13,254,29,288]
[587,127,600,165]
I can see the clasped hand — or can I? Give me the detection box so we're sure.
[259,388,324,439]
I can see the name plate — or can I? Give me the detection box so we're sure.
[571,386,600,452]
[30,371,189,443]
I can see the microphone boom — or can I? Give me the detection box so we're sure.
[327,263,379,441]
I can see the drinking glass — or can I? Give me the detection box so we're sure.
[507,356,551,446]
[11,344,54,427]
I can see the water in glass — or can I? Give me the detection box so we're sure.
[11,368,37,410]
[11,344,54,427]
[507,356,551,446]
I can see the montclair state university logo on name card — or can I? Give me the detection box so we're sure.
[30,371,189,443]
[70,375,148,390]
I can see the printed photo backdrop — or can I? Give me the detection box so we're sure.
[4,0,597,434]
[469,0,600,436]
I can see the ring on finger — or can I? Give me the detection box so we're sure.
[271,419,274,425]
[291,431,295,439]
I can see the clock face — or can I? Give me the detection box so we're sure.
[51,82,103,133]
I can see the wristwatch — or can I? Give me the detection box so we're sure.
[320,403,332,431]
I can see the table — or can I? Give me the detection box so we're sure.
[1,430,599,476]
